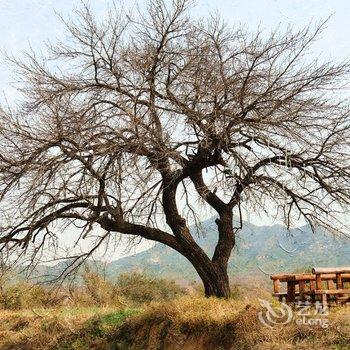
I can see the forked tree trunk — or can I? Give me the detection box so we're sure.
[183,242,231,298]
[172,219,234,298]
[199,213,234,298]
[201,264,230,298]
[162,184,233,298]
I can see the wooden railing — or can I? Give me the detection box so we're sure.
[271,267,350,305]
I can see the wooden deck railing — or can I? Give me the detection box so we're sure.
[271,267,350,305]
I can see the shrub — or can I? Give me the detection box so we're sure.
[0,283,55,310]
[71,269,127,308]
[0,270,185,310]
[116,272,184,305]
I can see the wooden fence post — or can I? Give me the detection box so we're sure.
[299,280,306,301]
[287,281,296,303]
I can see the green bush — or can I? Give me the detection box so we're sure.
[72,269,127,308]
[0,283,55,310]
[0,285,21,310]
[116,272,184,305]
[0,270,185,310]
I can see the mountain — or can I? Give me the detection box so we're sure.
[25,217,349,284]
[106,217,350,282]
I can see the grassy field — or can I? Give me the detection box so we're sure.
[0,297,349,350]
[0,306,140,349]
[0,272,349,349]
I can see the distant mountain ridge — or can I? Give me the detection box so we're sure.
[106,217,350,282]
[30,217,350,284]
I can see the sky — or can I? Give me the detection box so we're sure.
[1,0,350,103]
[0,0,349,260]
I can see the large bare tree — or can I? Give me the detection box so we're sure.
[0,0,349,297]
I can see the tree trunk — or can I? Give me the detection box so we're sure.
[201,264,230,298]
[172,225,233,298]
[185,247,231,298]
[161,177,233,298]
[176,229,233,298]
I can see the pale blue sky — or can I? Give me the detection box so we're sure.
[1,0,350,103]
[0,0,349,260]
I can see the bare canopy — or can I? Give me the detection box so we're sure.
[0,0,349,297]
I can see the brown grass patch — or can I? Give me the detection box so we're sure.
[114,296,350,350]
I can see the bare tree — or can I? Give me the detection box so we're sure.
[0,0,349,297]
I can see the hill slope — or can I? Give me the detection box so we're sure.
[107,217,350,281]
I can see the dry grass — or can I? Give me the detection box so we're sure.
[133,295,251,325]
[0,279,349,350]
[0,307,140,350]
[115,296,350,350]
